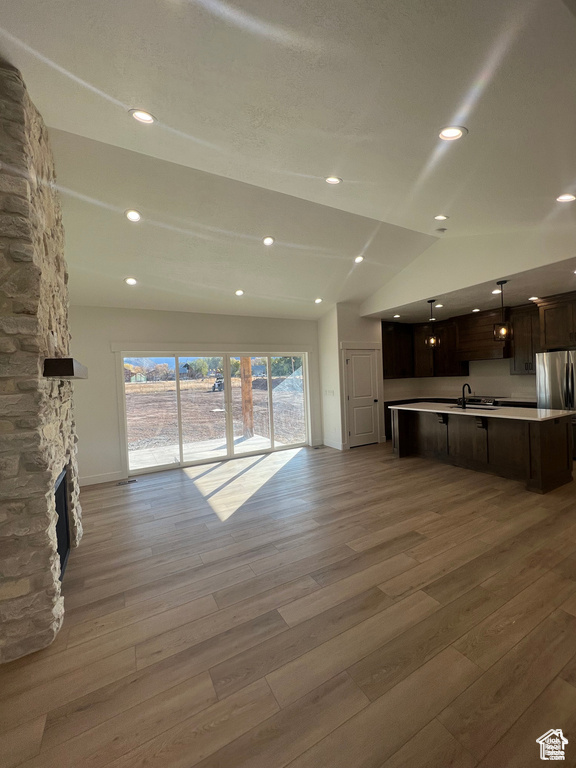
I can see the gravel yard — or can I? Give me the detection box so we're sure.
[125,378,306,453]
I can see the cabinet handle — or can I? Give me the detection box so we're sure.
[525,363,528,370]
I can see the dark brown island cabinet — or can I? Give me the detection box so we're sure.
[390,405,573,494]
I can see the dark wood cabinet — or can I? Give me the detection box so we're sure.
[412,321,469,378]
[413,324,434,378]
[538,294,576,350]
[383,319,469,380]
[510,306,540,375]
[456,308,511,361]
[435,320,469,377]
[383,291,576,378]
[382,322,414,379]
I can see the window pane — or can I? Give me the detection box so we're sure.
[180,357,228,463]
[271,356,306,446]
[123,357,180,470]
[230,356,271,454]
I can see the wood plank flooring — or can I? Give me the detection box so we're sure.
[2,443,576,768]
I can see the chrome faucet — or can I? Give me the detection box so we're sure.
[462,383,472,409]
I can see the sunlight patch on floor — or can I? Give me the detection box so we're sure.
[184,448,303,521]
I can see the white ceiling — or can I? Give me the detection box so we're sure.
[1,0,576,317]
[49,129,434,317]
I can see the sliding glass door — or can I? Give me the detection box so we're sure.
[271,356,306,447]
[123,353,308,473]
[123,357,180,471]
[230,357,271,455]
[180,357,228,463]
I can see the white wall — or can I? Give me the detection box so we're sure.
[336,302,382,345]
[318,307,342,450]
[70,305,322,485]
[318,302,384,450]
[383,358,537,401]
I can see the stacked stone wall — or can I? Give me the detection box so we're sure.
[0,62,82,663]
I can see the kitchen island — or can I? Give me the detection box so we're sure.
[390,402,573,493]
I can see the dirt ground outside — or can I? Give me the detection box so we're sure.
[125,377,306,451]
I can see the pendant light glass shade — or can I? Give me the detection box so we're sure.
[493,280,510,341]
[425,299,439,347]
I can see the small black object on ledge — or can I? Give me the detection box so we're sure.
[43,358,88,379]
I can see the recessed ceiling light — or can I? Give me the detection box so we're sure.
[435,304,444,308]
[125,209,141,222]
[492,288,502,294]
[325,176,342,185]
[529,296,539,301]
[439,126,468,141]
[129,109,156,124]
[557,194,576,202]
[235,289,244,296]
[472,308,480,312]
[434,215,449,221]
[263,236,274,246]
[124,277,137,286]
[354,255,364,263]
[393,314,400,318]
[315,298,323,304]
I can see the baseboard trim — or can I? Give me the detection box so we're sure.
[79,471,126,487]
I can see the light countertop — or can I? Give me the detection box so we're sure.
[385,395,537,404]
[389,402,574,422]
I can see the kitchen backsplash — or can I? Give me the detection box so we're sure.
[384,358,537,401]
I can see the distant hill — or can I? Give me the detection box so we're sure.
[124,357,175,370]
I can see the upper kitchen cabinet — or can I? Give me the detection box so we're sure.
[413,324,434,378]
[413,320,469,378]
[456,309,512,361]
[434,320,469,377]
[510,305,540,375]
[386,320,469,379]
[538,293,576,350]
[382,322,414,379]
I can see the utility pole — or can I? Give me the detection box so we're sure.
[240,356,254,438]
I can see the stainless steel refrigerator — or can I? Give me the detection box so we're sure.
[536,351,576,410]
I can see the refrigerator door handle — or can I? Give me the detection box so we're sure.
[571,363,575,409]
[566,363,570,409]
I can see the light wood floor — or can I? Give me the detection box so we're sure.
[3,443,576,768]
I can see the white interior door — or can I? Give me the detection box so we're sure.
[345,349,379,447]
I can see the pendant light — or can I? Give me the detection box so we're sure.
[425,299,438,347]
[493,280,510,341]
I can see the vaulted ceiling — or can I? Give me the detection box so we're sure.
[1,0,576,318]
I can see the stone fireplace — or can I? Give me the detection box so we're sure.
[0,62,82,663]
